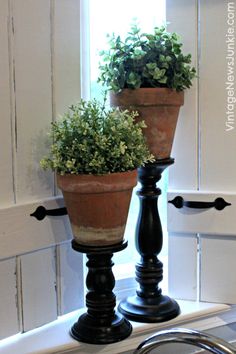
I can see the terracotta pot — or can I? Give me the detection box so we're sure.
[110,88,184,160]
[57,170,137,246]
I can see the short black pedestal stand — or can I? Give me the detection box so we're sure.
[71,240,132,344]
[118,158,180,323]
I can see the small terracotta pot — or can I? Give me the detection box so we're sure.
[110,88,184,160]
[57,170,137,246]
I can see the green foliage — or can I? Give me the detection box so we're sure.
[40,99,154,175]
[98,24,196,92]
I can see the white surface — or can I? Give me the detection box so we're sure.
[0,0,83,340]
[13,0,53,202]
[166,0,199,304]
[53,0,81,116]
[0,301,230,354]
[57,243,84,316]
[20,248,58,332]
[200,0,236,191]
[0,196,72,259]
[166,0,236,306]
[167,0,199,190]
[201,235,236,304]
[0,258,19,340]
[168,191,236,235]
[0,0,14,205]
[168,233,198,301]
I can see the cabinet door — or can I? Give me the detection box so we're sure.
[0,0,83,340]
[167,0,236,303]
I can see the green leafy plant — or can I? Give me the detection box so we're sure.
[98,24,196,92]
[40,99,154,175]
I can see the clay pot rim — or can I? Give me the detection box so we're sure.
[115,87,182,92]
[57,169,137,179]
[57,169,138,194]
[110,87,184,106]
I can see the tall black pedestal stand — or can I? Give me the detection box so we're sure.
[71,240,132,344]
[118,158,180,323]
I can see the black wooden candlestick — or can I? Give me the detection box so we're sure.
[71,240,132,344]
[118,158,180,322]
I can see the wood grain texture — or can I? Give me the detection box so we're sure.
[57,242,84,315]
[0,258,19,339]
[20,247,57,332]
[12,0,53,202]
[0,0,14,205]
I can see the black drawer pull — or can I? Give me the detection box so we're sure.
[168,196,231,211]
[30,206,67,220]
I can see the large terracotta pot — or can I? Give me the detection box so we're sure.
[110,88,184,160]
[57,170,137,246]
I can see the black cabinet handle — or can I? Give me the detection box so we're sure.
[168,196,231,211]
[30,206,67,220]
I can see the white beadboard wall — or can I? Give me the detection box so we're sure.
[0,0,83,341]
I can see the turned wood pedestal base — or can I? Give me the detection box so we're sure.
[71,240,132,344]
[118,159,180,323]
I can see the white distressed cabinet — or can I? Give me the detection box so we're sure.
[0,0,84,340]
[167,0,236,304]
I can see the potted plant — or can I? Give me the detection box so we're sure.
[40,99,153,246]
[98,24,196,159]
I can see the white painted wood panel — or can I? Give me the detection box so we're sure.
[0,0,84,340]
[166,0,199,302]
[0,0,14,205]
[57,242,84,315]
[168,233,198,300]
[167,1,236,306]
[19,248,57,332]
[0,196,72,260]
[200,1,236,192]
[0,258,19,339]
[53,0,81,117]
[167,0,199,190]
[168,190,235,235]
[80,0,90,99]
[12,0,53,202]
[200,235,236,304]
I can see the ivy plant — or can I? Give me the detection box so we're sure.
[40,99,154,175]
[98,24,196,92]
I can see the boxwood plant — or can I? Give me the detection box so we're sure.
[40,99,154,175]
[98,24,196,92]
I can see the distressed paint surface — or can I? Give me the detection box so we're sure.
[0,258,19,339]
[0,0,82,339]
[12,0,53,202]
[0,0,14,205]
[20,248,57,332]
[0,196,72,259]
[57,242,84,315]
